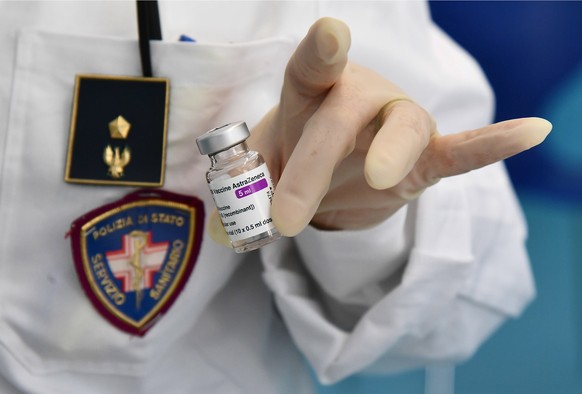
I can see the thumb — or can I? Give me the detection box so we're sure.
[206,209,231,249]
[281,17,351,117]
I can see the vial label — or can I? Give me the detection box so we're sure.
[209,163,276,242]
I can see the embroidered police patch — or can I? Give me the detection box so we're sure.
[69,189,204,336]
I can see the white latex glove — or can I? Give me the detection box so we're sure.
[208,17,552,244]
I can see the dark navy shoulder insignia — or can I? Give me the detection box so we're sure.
[68,189,204,336]
[64,74,170,187]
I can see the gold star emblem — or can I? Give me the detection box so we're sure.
[109,115,131,139]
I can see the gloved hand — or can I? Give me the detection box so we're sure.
[207,17,552,245]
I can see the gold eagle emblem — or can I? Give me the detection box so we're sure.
[104,145,131,178]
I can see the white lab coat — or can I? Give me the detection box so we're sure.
[0,1,534,393]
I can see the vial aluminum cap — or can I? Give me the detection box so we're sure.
[196,121,251,155]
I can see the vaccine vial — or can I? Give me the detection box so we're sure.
[196,121,280,253]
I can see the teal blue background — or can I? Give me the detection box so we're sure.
[315,2,582,393]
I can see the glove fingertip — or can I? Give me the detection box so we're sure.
[522,117,553,147]
[314,17,351,64]
[272,196,310,237]
[206,209,232,249]
[364,153,402,190]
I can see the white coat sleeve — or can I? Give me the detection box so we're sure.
[260,3,535,384]
[261,161,534,384]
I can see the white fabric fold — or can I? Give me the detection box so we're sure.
[262,168,533,384]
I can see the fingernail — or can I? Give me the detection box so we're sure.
[316,30,340,63]
[315,18,350,64]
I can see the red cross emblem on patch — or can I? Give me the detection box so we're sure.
[106,231,168,308]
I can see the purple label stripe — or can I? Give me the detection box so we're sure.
[235,179,268,199]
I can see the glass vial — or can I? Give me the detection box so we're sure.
[196,121,280,253]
